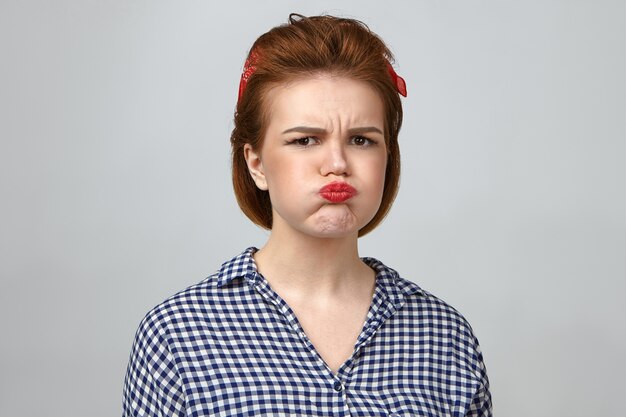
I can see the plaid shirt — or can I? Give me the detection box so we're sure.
[123,248,492,416]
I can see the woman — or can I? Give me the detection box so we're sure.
[123,14,492,416]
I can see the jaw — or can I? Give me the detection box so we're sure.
[269,203,364,241]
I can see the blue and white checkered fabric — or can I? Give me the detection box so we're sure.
[123,247,492,416]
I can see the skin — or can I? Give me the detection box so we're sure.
[243,75,388,374]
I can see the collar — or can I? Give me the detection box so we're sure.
[215,247,260,288]
[215,247,424,302]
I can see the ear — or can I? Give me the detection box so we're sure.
[243,144,268,190]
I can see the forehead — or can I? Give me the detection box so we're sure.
[263,75,385,129]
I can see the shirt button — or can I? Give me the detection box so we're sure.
[333,380,343,392]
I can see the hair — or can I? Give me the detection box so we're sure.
[230,14,403,236]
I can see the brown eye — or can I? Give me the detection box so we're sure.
[351,136,374,146]
[288,136,319,147]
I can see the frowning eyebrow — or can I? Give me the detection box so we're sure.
[281,126,383,135]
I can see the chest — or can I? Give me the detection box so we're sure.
[170,305,467,417]
[288,299,372,374]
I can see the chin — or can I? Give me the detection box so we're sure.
[308,214,361,238]
[308,229,357,239]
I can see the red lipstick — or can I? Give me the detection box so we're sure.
[319,182,357,203]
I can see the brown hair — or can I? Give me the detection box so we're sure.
[230,14,403,236]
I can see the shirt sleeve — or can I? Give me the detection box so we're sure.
[122,313,186,417]
[465,342,492,416]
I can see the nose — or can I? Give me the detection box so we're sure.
[320,141,349,177]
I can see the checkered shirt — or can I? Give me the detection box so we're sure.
[123,247,492,416]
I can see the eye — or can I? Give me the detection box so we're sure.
[288,136,319,147]
[351,136,375,147]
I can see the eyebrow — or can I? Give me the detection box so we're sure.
[281,126,383,135]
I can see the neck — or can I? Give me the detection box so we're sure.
[253,225,371,300]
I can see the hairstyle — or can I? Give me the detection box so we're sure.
[230,14,404,236]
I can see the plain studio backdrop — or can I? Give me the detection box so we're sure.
[1,1,625,416]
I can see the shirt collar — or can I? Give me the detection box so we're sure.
[215,247,424,302]
[361,256,425,307]
[215,247,260,288]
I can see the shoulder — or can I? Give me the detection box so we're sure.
[132,275,218,346]
[395,271,482,343]
[123,257,238,415]
[396,275,489,384]
[365,256,487,375]
[400,276,476,335]
[366,256,478,335]
[134,248,258,343]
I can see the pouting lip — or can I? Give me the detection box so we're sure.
[319,181,357,203]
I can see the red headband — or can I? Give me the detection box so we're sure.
[237,50,260,103]
[237,51,407,103]
[386,62,407,97]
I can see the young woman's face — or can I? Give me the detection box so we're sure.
[244,76,387,239]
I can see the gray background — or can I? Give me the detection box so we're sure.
[1,0,625,416]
